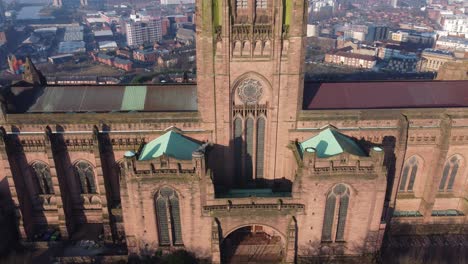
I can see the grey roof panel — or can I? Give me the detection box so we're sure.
[145,85,197,111]
[23,84,197,113]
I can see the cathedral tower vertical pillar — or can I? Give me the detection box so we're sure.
[196,0,308,185]
[44,129,69,239]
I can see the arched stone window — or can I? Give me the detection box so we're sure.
[234,117,243,184]
[155,187,183,246]
[256,117,266,179]
[256,0,267,9]
[399,156,418,192]
[232,76,268,182]
[439,156,461,192]
[245,117,254,180]
[31,162,54,195]
[321,184,350,242]
[236,0,248,9]
[74,161,96,194]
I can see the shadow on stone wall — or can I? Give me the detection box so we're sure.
[128,248,201,264]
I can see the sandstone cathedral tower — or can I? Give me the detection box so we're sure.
[0,0,467,263]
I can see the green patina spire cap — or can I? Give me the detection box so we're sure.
[300,128,367,158]
[138,131,201,161]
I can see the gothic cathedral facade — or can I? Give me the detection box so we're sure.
[0,0,467,263]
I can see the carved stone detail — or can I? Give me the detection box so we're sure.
[237,78,263,104]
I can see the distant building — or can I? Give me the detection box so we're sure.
[390,30,435,47]
[58,41,85,54]
[117,48,132,59]
[162,18,170,36]
[420,49,455,72]
[366,25,388,42]
[92,53,133,71]
[113,57,133,71]
[48,54,74,64]
[436,36,468,52]
[133,49,157,62]
[125,13,162,46]
[441,14,468,35]
[99,41,118,51]
[94,30,114,41]
[175,28,195,45]
[307,24,319,37]
[377,44,417,61]
[385,56,418,73]
[325,49,377,69]
[64,26,84,42]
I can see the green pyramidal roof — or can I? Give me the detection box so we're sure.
[300,128,367,158]
[138,131,201,161]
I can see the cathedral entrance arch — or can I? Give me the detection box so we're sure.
[221,224,285,264]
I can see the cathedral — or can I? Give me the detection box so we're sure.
[0,0,467,263]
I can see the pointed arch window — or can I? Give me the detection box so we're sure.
[74,161,96,194]
[399,156,418,192]
[232,76,268,182]
[256,0,267,8]
[234,117,243,184]
[245,117,254,181]
[439,156,461,192]
[31,162,54,195]
[236,0,248,9]
[155,187,183,246]
[322,184,350,242]
[256,117,265,179]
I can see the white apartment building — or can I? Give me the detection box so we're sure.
[125,13,162,46]
[436,36,468,51]
[441,14,468,35]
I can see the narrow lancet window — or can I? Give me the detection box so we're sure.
[256,117,265,179]
[245,117,254,181]
[399,156,418,192]
[234,117,243,185]
[155,187,183,246]
[74,161,96,194]
[439,156,461,192]
[32,162,54,195]
[322,184,350,242]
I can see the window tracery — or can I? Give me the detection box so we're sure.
[31,162,54,195]
[322,184,350,242]
[399,156,418,192]
[232,77,267,182]
[155,187,183,246]
[439,156,461,192]
[236,0,248,9]
[74,161,96,194]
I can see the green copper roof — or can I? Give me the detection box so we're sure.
[300,128,367,158]
[121,85,147,111]
[138,131,201,161]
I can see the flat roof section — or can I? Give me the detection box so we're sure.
[12,84,197,113]
[303,81,468,110]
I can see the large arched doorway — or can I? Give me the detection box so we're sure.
[221,225,284,264]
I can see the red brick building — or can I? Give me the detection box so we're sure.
[325,50,377,68]
[0,1,467,263]
[133,49,157,62]
[92,53,133,72]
